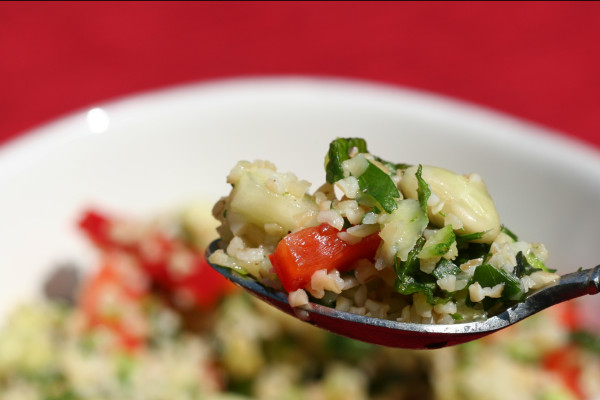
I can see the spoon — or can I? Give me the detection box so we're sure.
[206,240,600,349]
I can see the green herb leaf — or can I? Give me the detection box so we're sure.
[527,252,555,273]
[419,225,456,259]
[415,164,430,215]
[456,231,487,245]
[571,330,600,354]
[324,138,400,213]
[325,138,368,183]
[455,242,491,266]
[515,250,556,276]
[395,274,437,304]
[394,236,438,304]
[500,225,519,241]
[373,157,411,175]
[357,161,401,213]
[472,264,525,303]
[514,251,541,277]
[432,258,461,281]
[394,236,425,278]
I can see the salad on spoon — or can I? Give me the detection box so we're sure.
[207,138,599,348]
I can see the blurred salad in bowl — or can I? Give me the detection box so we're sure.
[0,205,598,400]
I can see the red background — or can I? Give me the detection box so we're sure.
[1,1,599,150]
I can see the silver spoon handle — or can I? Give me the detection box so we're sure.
[553,264,600,298]
[515,265,600,319]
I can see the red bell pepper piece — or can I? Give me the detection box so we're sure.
[78,209,235,310]
[78,210,115,248]
[543,345,585,400]
[79,254,148,351]
[269,223,381,292]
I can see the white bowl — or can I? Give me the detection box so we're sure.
[1,76,599,322]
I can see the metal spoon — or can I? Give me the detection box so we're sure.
[206,240,600,349]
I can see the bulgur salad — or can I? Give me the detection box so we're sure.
[209,138,560,324]
[1,207,600,400]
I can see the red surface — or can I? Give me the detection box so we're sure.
[1,2,599,149]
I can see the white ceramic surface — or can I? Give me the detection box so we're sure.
[1,76,600,322]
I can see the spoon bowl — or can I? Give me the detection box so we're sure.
[207,240,600,349]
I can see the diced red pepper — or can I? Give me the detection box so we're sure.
[543,345,585,400]
[169,256,237,309]
[554,302,580,332]
[269,223,381,292]
[79,210,114,247]
[79,254,148,351]
[78,209,236,310]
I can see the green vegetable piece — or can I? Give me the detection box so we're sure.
[415,164,430,215]
[325,138,368,183]
[372,157,411,175]
[514,251,541,277]
[525,252,545,270]
[394,237,438,304]
[515,251,555,276]
[379,199,428,262]
[450,313,464,321]
[229,170,319,234]
[571,330,600,354]
[432,259,461,281]
[418,225,456,259]
[324,138,407,214]
[455,242,491,266]
[501,225,519,241]
[456,231,487,245]
[395,274,437,305]
[394,236,425,278]
[357,161,401,213]
[116,353,135,384]
[472,264,524,302]
[527,252,555,273]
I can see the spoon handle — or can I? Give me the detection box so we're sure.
[555,264,600,298]
[518,265,600,318]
